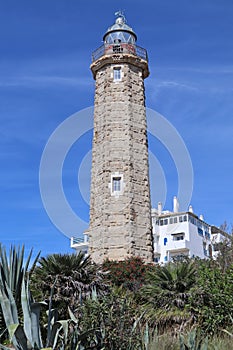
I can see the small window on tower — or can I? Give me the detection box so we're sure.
[113,67,122,81]
[112,177,121,192]
[109,173,124,196]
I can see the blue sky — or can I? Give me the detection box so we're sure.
[1,0,233,258]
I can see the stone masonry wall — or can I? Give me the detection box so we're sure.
[88,56,154,263]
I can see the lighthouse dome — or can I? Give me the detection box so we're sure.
[103,12,137,45]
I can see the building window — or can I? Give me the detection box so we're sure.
[169,217,174,224]
[112,177,121,192]
[208,244,213,258]
[109,172,124,196]
[173,235,184,241]
[203,242,208,256]
[189,216,197,226]
[198,227,204,236]
[113,67,122,81]
[174,217,178,224]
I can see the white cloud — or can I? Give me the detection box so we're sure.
[0,75,91,88]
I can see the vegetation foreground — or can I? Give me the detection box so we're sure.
[0,241,233,349]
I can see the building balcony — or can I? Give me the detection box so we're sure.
[70,236,89,251]
[92,43,148,62]
[165,239,190,253]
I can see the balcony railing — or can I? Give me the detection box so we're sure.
[71,237,84,245]
[92,43,148,62]
[71,233,89,246]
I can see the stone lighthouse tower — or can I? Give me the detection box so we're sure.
[88,12,153,263]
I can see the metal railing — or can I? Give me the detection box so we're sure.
[71,237,84,245]
[92,43,148,62]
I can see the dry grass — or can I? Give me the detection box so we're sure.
[147,331,233,350]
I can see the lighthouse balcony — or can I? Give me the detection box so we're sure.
[92,43,148,62]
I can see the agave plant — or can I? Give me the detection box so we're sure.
[179,329,208,350]
[0,244,40,303]
[0,246,101,349]
[0,273,76,350]
[0,245,40,343]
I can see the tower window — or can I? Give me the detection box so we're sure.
[113,67,122,81]
[112,177,121,192]
[109,172,124,196]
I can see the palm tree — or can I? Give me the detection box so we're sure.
[30,252,106,318]
[140,260,196,331]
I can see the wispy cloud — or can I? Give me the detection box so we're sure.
[153,80,199,92]
[0,75,91,88]
[153,65,233,75]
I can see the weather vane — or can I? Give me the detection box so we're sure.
[115,10,126,23]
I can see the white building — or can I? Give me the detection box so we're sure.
[152,197,211,263]
[71,196,228,263]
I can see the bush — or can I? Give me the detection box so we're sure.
[102,256,156,291]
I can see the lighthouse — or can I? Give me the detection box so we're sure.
[87,12,153,263]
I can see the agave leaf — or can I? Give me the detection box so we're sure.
[56,320,69,345]
[179,334,185,350]
[188,330,195,348]
[22,279,44,349]
[15,245,24,299]
[5,284,19,324]
[131,312,144,333]
[21,277,33,346]
[0,245,9,287]
[0,285,17,327]
[49,322,63,349]
[0,289,13,327]
[144,322,149,348]
[23,248,32,275]
[45,308,58,327]
[0,344,14,350]
[0,282,25,350]
[8,323,20,340]
[46,277,57,347]
[11,323,28,350]
[26,250,41,280]
[91,287,97,301]
[68,307,78,324]
[31,302,44,348]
